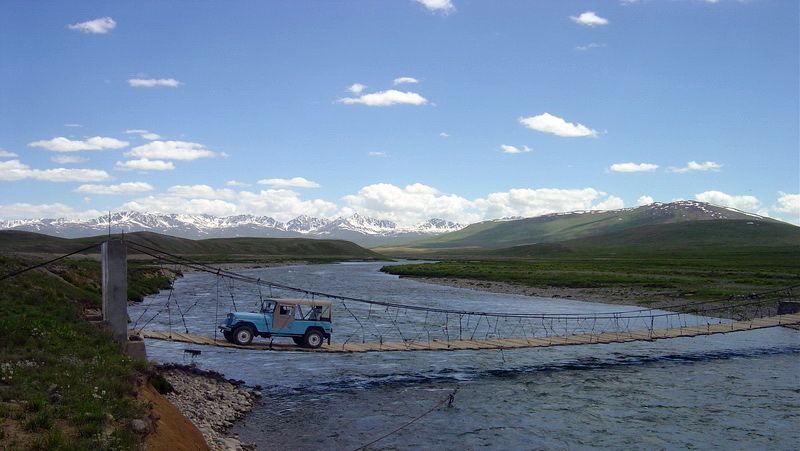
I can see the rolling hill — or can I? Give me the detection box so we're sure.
[0,230,384,260]
[379,201,783,252]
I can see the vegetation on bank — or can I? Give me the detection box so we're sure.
[381,249,800,302]
[0,255,152,449]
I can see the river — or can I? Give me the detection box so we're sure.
[131,261,800,450]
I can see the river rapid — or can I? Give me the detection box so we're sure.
[131,261,800,450]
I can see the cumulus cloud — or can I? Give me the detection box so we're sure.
[609,162,659,173]
[342,183,476,225]
[74,182,154,195]
[125,129,161,140]
[0,203,102,220]
[414,0,455,14]
[347,83,366,94]
[226,180,250,187]
[571,11,609,26]
[51,155,88,164]
[500,144,532,154]
[257,177,320,188]
[167,184,236,200]
[474,187,611,220]
[28,136,129,152]
[122,196,238,217]
[127,78,181,88]
[636,195,654,206]
[669,161,722,173]
[126,141,216,161]
[115,158,175,171]
[695,190,760,211]
[339,90,428,107]
[774,192,800,220]
[0,160,110,182]
[439,132,449,138]
[0,149,17,158]
[68,17,116,34]
[238,190,338,221]
[592,196,624,211]
[519,113,598,138]
[393,76,420,85]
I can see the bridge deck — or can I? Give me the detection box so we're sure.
[135,313,800,353]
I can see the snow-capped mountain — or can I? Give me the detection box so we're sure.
[0,211,466,246]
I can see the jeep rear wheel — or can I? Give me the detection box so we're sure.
[303,329,324,348]
[232,325,254,345]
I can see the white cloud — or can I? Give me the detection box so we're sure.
[0,149,17,158]
[237,190,338,221]
[774,192,800,220]
[571,11,609,26]
[519,113,598,138]
[126,140,216,161]
[368,152,387,157]
[591,196,624,211]
[122,196,239,217]
[68,17,116,34]
[257,177,320,188]
[474,188,611,220]
[74,182,154,195]
[414,0,455,14]
[225,180,250,187]
[51,155,87,164]
[393,76,420,85]
[439,132,450,138]
[343,183,475,226]
[167,184,236,200]
[695,190,760,211]
[115,158,175,171]
[0,203,102,220]
[125,129,161,140]
[0,160,110,182]
[63,123,82,128]
[127,78,181,88]
[636,195,654,206]
[609,162,659,173]
[500,144,532,154]
[347,83,366,94]
[669,161,722,173]
[575,42,606,51]
[28,136,129,152]
[339,90,428,107]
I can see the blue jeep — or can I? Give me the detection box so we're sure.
[219,298,332,348]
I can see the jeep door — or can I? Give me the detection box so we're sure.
[272,303,295,331]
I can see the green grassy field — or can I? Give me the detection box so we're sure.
[0,255,149,449]
[381,220,800,303]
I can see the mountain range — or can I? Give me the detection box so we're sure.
[0,211,464,247]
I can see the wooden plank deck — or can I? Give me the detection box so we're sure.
[134,313,800,353]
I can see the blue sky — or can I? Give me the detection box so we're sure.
[1,0,798,225]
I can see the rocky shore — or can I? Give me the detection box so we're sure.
[158,365,261,451]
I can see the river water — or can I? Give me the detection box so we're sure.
[132,261,800,450]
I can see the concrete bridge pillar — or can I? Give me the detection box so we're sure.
[102,239,146,359]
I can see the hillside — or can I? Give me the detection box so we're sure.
[0,230,384,260]
[381,201,780,251]
[489,220,800,258]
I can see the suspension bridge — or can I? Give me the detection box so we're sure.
[3,239,799,354]
[122,241,800,353]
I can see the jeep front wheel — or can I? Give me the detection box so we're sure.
[223,330,234,343]
[232,325,254,345]
[303,329,324,348]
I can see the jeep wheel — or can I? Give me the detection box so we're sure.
[232,325,254,346]
[223,330,233,343]
[303,329,324,348]
[292,337,304,346]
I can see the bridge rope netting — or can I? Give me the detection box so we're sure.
[124,241,800,351]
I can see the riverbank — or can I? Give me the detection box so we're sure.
[406,275,698,307]
[156,364,260,451]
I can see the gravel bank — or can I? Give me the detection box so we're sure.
[158,365,261,451]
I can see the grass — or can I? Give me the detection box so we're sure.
[0,255,149,449]
[381,249,800,301]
